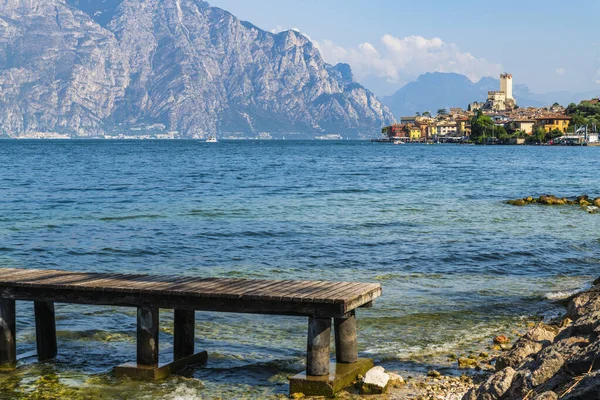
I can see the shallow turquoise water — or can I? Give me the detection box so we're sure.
[0,140,598,398]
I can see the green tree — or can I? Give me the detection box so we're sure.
[496,126,509,141]
[437,108,447,116]
[422,111,431,117]
[469,110,494,142]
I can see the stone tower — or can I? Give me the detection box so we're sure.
[500,73,513,101]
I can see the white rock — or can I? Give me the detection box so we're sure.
[360,366,390,394]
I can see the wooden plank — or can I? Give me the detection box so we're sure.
[317,283,374,304]
[1,285,346,317]
[286,281,340,301]
[2,269,65,286]
[298,282,360,304]
[0,269,381,317]
[286,281,333,301]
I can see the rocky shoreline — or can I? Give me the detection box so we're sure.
[461,276,600,400]
[292,276,600,400]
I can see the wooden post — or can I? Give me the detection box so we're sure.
[334,310,358,364]
[306,317,331,376]
[0,300,16,366]
[173,309,195,360]
[137,307,159,366]
[34,301,57,361]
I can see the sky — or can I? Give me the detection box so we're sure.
[209,0,600,97]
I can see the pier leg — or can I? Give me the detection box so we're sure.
[34,301,57,361]
[0,300,16,368]
[334,310,358,364]
[306,317,331,376]
[137,306,159,366]
[173,309,194,360]
[291,314,372,396]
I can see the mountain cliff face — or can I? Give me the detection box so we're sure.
[0,0,393,137]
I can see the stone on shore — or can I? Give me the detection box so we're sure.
[495,323,558,371]
[493,335,510,345]
[533,392,558,400]
[387,372,405,387]
[462,367,515,400]
[465,277,600,400]
[360,366,390,394]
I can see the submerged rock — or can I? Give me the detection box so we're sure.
[506,194,600,212]
[458,357,479,369]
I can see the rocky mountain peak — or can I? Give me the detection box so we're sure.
[0,0,394,138]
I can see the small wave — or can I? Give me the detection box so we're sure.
[100,214,164,221]
[544,283,592,300]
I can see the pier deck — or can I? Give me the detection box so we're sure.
[0,268,381,395]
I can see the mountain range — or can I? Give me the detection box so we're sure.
[381,72,599,117]
[0,0,394,138]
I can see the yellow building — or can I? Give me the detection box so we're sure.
[428,124,438,137]
[408,126,422,141]
[536,116,571,133]
[456,117,468,136]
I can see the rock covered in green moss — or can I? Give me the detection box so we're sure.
[506,194,600,212]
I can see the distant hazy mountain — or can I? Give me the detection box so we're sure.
[381,72,597,117]
[0,0,393,138]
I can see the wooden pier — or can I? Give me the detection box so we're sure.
[0,268,381,396]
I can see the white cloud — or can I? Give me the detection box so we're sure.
[270,25,285,34]
[314,34,502,87]
[556,68,566,76]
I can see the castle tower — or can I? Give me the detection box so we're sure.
[500,73,513,101]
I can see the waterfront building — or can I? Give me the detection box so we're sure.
[408,125,422,141]
[536,115,571,133]
[509,119,536,134]
[437,122,457,136]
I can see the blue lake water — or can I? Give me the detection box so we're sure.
[0,140,599,399]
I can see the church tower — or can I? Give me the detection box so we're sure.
[500,73,513,101]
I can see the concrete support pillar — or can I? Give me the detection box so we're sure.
[173,309,194,360]
[0,300,16,366]
[34,301,57,361]
[334,310,358,364]
[137,307,159,366]
[306,317,331,376]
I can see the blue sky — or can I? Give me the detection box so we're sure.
[210,0,600,96]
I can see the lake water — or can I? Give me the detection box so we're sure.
[0,140,598,399]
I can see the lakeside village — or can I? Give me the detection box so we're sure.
[378,73,600,146]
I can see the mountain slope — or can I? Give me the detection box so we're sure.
[0,0,394,137]
[0,0,129,136]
